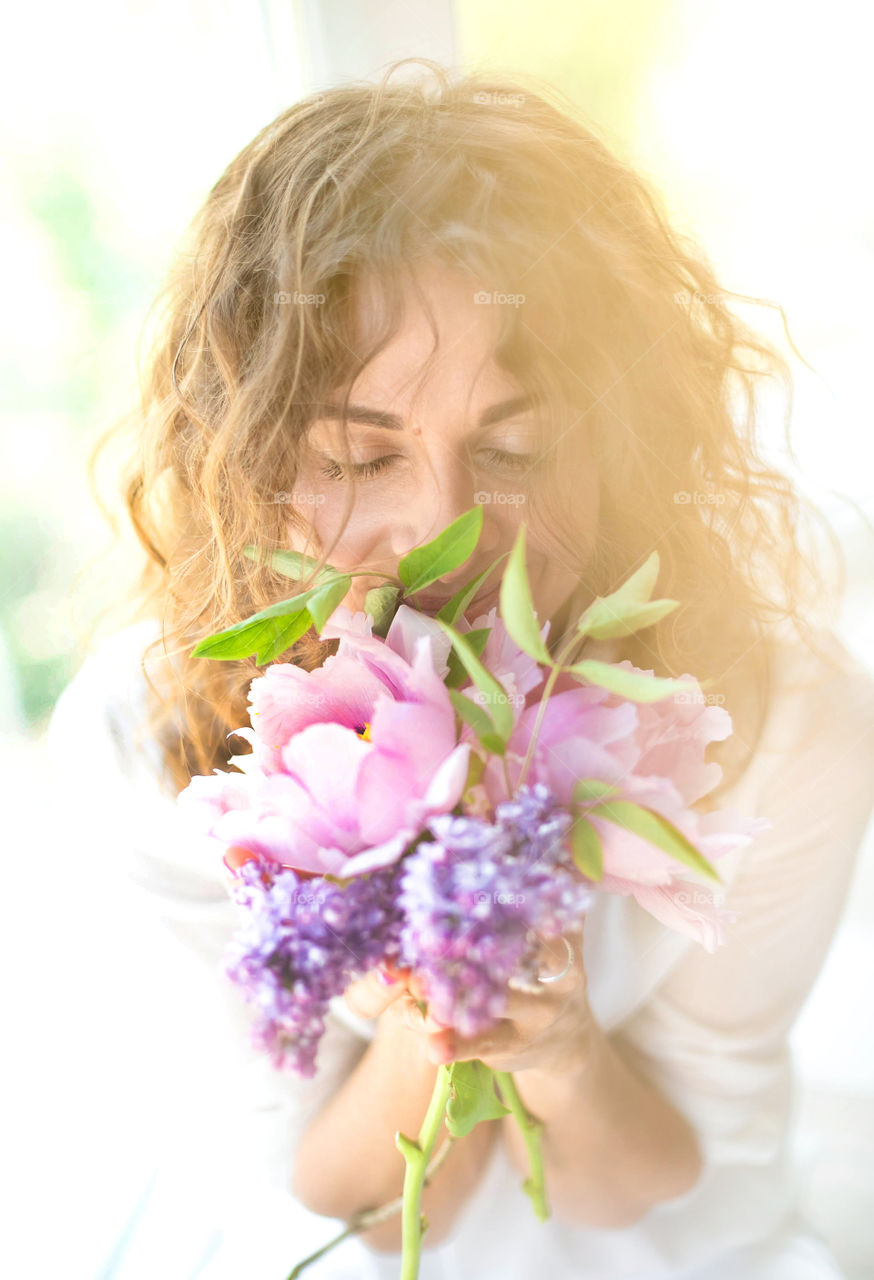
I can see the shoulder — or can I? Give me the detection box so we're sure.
[711,627,874,808]
[45,616,171,794]
[714,628,874,915]
[758,628,874,778]
[48,617,164,721]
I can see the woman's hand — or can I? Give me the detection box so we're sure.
[223,846,595,1078]
[381,930,597,1077]
[342,960,416,1022]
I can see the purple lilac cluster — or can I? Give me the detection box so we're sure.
[396,782,593,1038]
[223,858,406,1077]
[221,782,590,1075]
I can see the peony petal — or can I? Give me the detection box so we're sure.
[625,879,737,953]
[385,604,452,678]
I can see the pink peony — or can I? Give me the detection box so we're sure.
[467,656,769,951]
[178,604,470,878]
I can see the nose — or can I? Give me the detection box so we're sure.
[389,453,499,564]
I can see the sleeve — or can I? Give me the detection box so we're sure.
[43,625,375,1202]
[608,649,874,1236]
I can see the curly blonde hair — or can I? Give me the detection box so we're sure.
[84,58,846,802]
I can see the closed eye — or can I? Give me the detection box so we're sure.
[318,455,397,479]
[477,447,539,474]
[317,447,540,481]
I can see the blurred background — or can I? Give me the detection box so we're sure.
[3,2,872,1277]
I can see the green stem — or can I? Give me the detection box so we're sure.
[516,630,585,790]
[284,1132,455,1279]
[493,1070,550,1222]
[396,1064,453,1280]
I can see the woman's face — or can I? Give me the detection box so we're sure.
[289,263,599,638]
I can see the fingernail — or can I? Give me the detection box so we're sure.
[378,969,397,985]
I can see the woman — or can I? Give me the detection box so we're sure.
[47,60,874,1278]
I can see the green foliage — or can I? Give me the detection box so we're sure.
[444,626,491,687]
[576,551,679,641]
[190,576,351,663]
[587,797,722,882]
[445,1060,511,1138]
[499,525,553,664]
[435,556,506,625]
[399,506,484,596]
[569,814,604,880]
[567,658,695,702]
[364,584,402,636]
[435,619,515,745]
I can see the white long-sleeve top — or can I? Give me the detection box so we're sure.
[44,617,874,1280]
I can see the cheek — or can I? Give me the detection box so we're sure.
[556,454,600,544]
[530,457,600,548]
[284,478,392,572]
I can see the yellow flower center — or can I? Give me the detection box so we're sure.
[356,721,372,741]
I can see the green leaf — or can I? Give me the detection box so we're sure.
[434,619,514,742]
[191,608,315,663]
[500,525,553,665]
[587,798,722,883]
[567,659,697,703]
[569,814,603,881]
[445,1060,511,1138]
[463,750,486,794]
[364,583,401,636]
[253,615,314,665]
[398,506,483,596]
[448,689,507,755]
[576,551,680,640]
[243,545,337,583]
[190,576,350,662]
[571,778,620,804]
[306,576,353,633]
[600,549,659,606]
[435,554,507,625]
[445,627,491,688]
[579,597,680,640]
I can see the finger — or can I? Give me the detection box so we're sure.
[380,957,412,983]
[447,1016,518,1065]
[224,844,257,872]
[344,968,410,1020]
[394,993,457,1063]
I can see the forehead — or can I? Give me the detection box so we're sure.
[340,262,522,415]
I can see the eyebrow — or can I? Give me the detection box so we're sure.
[312,393,538,432]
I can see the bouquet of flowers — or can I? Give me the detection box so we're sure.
[178,506,768,1279]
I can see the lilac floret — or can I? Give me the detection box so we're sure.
[396,783,593,1038]
[222,859,405,1077]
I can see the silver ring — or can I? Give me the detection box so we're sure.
[536,935,575,984]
